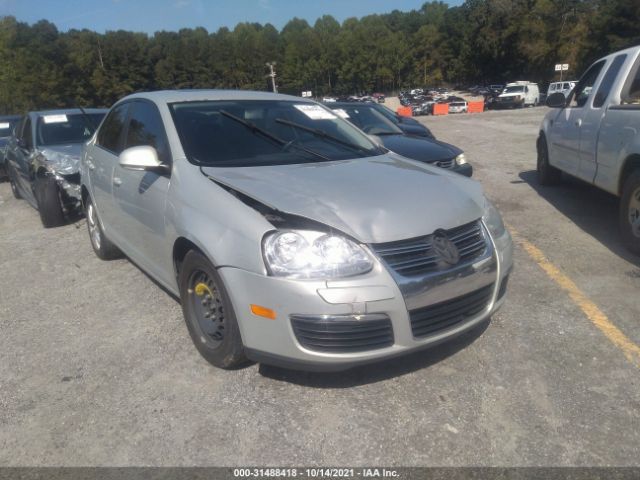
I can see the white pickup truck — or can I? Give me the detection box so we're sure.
[537,45,640,254]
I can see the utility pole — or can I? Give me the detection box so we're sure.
[266,62,278,93]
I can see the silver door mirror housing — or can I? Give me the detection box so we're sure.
[367,134,384,147]
[546,92,567,108]
[119,146,167,172]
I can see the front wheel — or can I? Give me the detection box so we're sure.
[34,174,65,228]
[537,136,562,185]
[178,250,247,369]
[85,196,122,260]
[619,171,640,255]
[8,165,21,199]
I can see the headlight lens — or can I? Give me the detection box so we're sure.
[482,197,506,238]
[263,230,373,279]
[455,153,467,165]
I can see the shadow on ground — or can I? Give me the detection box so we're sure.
[258,319,490,388]
[519,170,640,267]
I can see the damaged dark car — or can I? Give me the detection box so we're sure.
[5,108,106,227]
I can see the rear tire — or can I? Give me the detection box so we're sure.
[619,170,640,255]
[537,136,562,185]
[178,250,247,369]
[34,174,65,228]
[85,196,122,260]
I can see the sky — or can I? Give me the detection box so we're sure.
[0,0,463,34]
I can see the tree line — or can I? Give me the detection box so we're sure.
[0,0,639,113]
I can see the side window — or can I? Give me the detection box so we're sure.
[569,60,606,108]
[124,101,170,164]
[621,55,640,105]
[22,117,33,149]
[97,103,129,154]
[550,84,556,92]
[593,54,627,108]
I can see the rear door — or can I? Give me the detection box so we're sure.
[577,53,628,183]
[548,60,605,175]
[111,100,173,283]
[89,102,130,236]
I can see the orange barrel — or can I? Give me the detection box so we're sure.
[467,101,484,113]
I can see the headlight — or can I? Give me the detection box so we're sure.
[482,197,506,238]
[263,230,373,279]
[455,153,467,165]
[39,148,81,175]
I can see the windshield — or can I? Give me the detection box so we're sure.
[0,119,19,138]
[36,113,105,146]
[504,86,524,94]
[170,100,382,167]
[331,105,403,136]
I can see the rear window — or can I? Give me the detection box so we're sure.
[37,113,105,146]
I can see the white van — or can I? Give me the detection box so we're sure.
[546,81,576,98]
[497,81,540,108]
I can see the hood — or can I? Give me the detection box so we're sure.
[202,153,484,244]
[499,92,523,98]
[380,135,462,164]
[39,144,83,175]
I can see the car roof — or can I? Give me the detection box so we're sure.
[29,108,108,117]
[0,115,22,121]
[119,89,310,105]
[325,102,375,108]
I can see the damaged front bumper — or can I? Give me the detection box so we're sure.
[221,224,513,371]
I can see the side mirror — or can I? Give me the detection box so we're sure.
[546,92,567,108]
[119,146,169,173]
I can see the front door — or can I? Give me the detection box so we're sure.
[112,100,173,285]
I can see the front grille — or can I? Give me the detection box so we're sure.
[409,284,494,338]
[372,220,487,277]
[434,158,454,169]
[291,314,393,353]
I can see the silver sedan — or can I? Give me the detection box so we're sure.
[80,90,513,371]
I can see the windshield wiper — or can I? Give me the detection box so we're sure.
[219,110,329,162]
[275,118,379,156]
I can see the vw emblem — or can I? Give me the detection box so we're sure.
[432,230,460,265]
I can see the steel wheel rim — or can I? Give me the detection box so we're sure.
[188,270,225,348]
[87,203,101,250]
[629,186,640,239]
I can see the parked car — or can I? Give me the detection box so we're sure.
[327,102,472,177]
[367,102,435,139]
[547,81,577,98]
[539,45,640,254]
[5,108,107,227]
[0,114,21,180]
[448,101,468,113]
[81,90,512,371]
[496,81,540,108]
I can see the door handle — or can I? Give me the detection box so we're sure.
[575,119,582,127]
[113,177,122,186]
[87,161,95,170]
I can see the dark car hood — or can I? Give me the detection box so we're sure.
[379,134,462,164]
[202,153,483,244]
[38,144,84,175]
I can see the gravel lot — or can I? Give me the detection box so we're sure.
[0,106,639,466]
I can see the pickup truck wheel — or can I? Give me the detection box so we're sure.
[620,171,640,254]
[537,137,561,185]
[85,197,122,260]
[179,250,248,369]
[34,175,65,228]
[8,166,21,199]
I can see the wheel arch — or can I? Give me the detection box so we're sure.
[618,154,640,195]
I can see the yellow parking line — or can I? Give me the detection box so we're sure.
[509,226,640,369]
